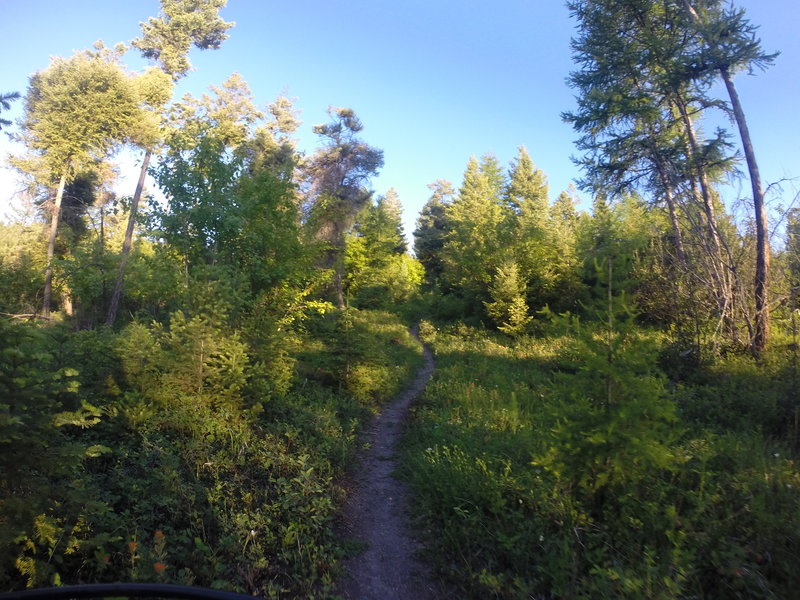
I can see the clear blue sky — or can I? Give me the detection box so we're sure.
[2,0,798,243]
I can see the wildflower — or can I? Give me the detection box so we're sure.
[128,541,138,552]
[154,530,165,539]
[154,562,167,573]
[101,555,110,563]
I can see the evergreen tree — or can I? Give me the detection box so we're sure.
[304,107,384,308]
[414,180,454,288]
[484,259,532,336]
[246,94,301,181]
[132,0,234,81]
[12,46,139,318]
[505,146,548,228]
[441,156,507,307]
[346,189,421,307]
[678,0,776,352]
[0,91,20,131]
[564,0,744,344]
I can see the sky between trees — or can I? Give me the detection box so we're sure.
[1,0,798,239]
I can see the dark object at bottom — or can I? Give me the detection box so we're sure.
[0,584,259,600]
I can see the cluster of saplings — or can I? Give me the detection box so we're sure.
[1,0,798,598]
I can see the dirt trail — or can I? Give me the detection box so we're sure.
[337,326,441,600]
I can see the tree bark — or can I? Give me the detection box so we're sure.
[679,0,770,352]
[720,67,770,353]
[674,98,735,334]
[653,158,687,268]
[42,168,68,319]
[106,148,151,327]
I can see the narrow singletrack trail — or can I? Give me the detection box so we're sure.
[337,325,441,600]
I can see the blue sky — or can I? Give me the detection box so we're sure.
[1,0,798,243]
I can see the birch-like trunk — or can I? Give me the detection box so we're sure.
[679,0,770,351]
[106,149,151,327]
[42,168,68,319]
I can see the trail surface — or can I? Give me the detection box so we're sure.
[337,326,441,600]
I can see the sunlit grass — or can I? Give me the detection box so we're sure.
[402,321,800,599]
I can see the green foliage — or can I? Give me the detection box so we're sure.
[0,319,109,588]
[402,318,800,599]
[133,0,234,80]
[413,180,453,287]
[441,155,507,304]
[13,47,140,181]
[0,91,20,130]
[0,307,422,597]
[345,191,422,309]
[483,260,532,336]
[0,223,46,314]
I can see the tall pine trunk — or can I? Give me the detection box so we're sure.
[720,67,770,353]
[106,149,151,327]
[42,168,68,319]
[679,0,770,352]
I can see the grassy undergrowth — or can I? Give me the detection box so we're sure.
[0,308,422,598]
[401,320,800,599]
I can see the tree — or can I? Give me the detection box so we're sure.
[132,0,234,81]
[346,190,420,307]
[105,68,173,326]
[304,107,384,308]
[414,180,454,287]
[505,146,549,227]
[107,0,233,326]
[564,0,746,343]
[484,259,532,336]
[13,47,139,318]
[0,92,20,130]
[678,0,776,351]
[246,94,302,181]
[151,74,263,268]
[438,155,512,316]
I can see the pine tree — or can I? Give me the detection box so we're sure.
[12,46,139,318]
[505,146,548,228]
[414,180,454,287]
[304,107,384,308]
[484,259,532,336]
[108,0,233,326]
[0,91,20,131]
[441,156,507,306]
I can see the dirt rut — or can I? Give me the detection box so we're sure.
[337,326,440,600]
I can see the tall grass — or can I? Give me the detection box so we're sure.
[402,321,800,599]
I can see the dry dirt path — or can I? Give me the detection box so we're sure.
[337,325,445,600]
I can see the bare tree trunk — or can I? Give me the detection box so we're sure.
[720,66,770,353]
[674,98,735,337]
[679,0,770,352]
[106,149,151,327]
[653,159,687,268]
[43,169,68,319]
